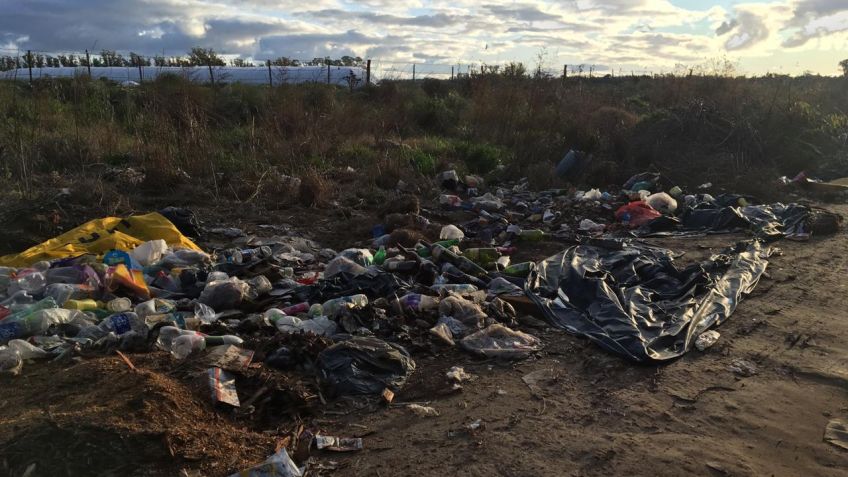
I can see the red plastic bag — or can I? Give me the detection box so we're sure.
[615,201,662,227]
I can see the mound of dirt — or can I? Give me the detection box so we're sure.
[0,354,278,477]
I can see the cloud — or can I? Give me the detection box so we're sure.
[0,0,843,74]
[716,10,769,50]
[782,0,848,47]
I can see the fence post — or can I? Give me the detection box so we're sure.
[27,50,32,85]
[327,64,331,84]
[267,60,272,87]
[137,56,144,83]
[208,60,214,86]
[480,65,484,75]
[563,64,567,78]
[451,66,454,80]
[365,59,371,86]
[412,64,415,82]
[85,50,91,77]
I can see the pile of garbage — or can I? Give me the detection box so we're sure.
[0,165,840,475]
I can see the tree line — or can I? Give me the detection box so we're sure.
[0,47,365,71]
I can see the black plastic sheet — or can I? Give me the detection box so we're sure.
[317,336,416,396]
[639,198,812,239]
[526,241,770,362]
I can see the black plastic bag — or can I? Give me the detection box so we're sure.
[158,207,201,238]
[526,241,770,362]
[317,337,415,396]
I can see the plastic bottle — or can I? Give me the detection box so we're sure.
[44,283,94,305]
[7,271,47,296]
[230,246,273,265]
[431,244,489,278]
[282,302,310,315]
[156,326,202,351]
[517,229,545,241]
[383,260,418,272]
[373,246,387,266]
[321,294,368,317]
[0,305,82,344]
[393,293,440,312]
[503,262,532,278]
[430,284,478,294]
[203,335,243,347]
[135,298,176,319]
[64,299,101,311]
[0,291,34,307]
[98,312,148,336]
[416,240,459,258]
[107,297,132,312]
[463,248,499,265]
[171,333,206,359]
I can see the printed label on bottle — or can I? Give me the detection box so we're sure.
[0,322,22,342]
[111,313,132,334]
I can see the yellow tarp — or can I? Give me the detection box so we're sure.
[0,212,202,268]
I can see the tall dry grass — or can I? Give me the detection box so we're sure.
[0,73,846,200]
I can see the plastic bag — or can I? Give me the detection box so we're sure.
[130,239,168,267]
[578,219,605,232]
[460,324,542,358]
[615,201,662,227]
[582,188,602,201]
[199,278,249,310]
[439,225,465,240]
[438,296,487,328]
[646,192,678,213]
[324,256,368,279]
[317,336,416,396]
[227,448,302,477]
[338,248,374,266]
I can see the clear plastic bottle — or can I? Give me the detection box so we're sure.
[321,294,368,317]
[98,312,148,337]
[7,271,47,296]
[156,325,201,351]
[171,333,206,359]
[393,293,440,312]
[45,283,94,305]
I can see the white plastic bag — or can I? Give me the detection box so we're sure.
[130,239,168,266]
[646,192,678,213]
[439,225,465,240]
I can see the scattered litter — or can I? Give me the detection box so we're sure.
[728,358,758,377]
[315,435,363,452]
[208,367,240,407]
[460,324,542,358]
[522,369,558,396]
[695,330,721,351]
[317,337,416,396]
[824,419,848,451]
[407,404,440,417]
[228,448,302,477]
[446,366,472,383]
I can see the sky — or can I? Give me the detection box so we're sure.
[0,0,847,75]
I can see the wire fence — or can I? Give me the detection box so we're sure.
[0,46,664,86]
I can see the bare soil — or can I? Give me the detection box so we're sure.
[0,177,845,477]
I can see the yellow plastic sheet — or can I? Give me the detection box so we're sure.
[0,212,202,267]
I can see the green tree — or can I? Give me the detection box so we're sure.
[188,47,225,66]
[840,59,848,76]
[272,57,300,66]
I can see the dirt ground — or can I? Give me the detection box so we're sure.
[0,180,845,476]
